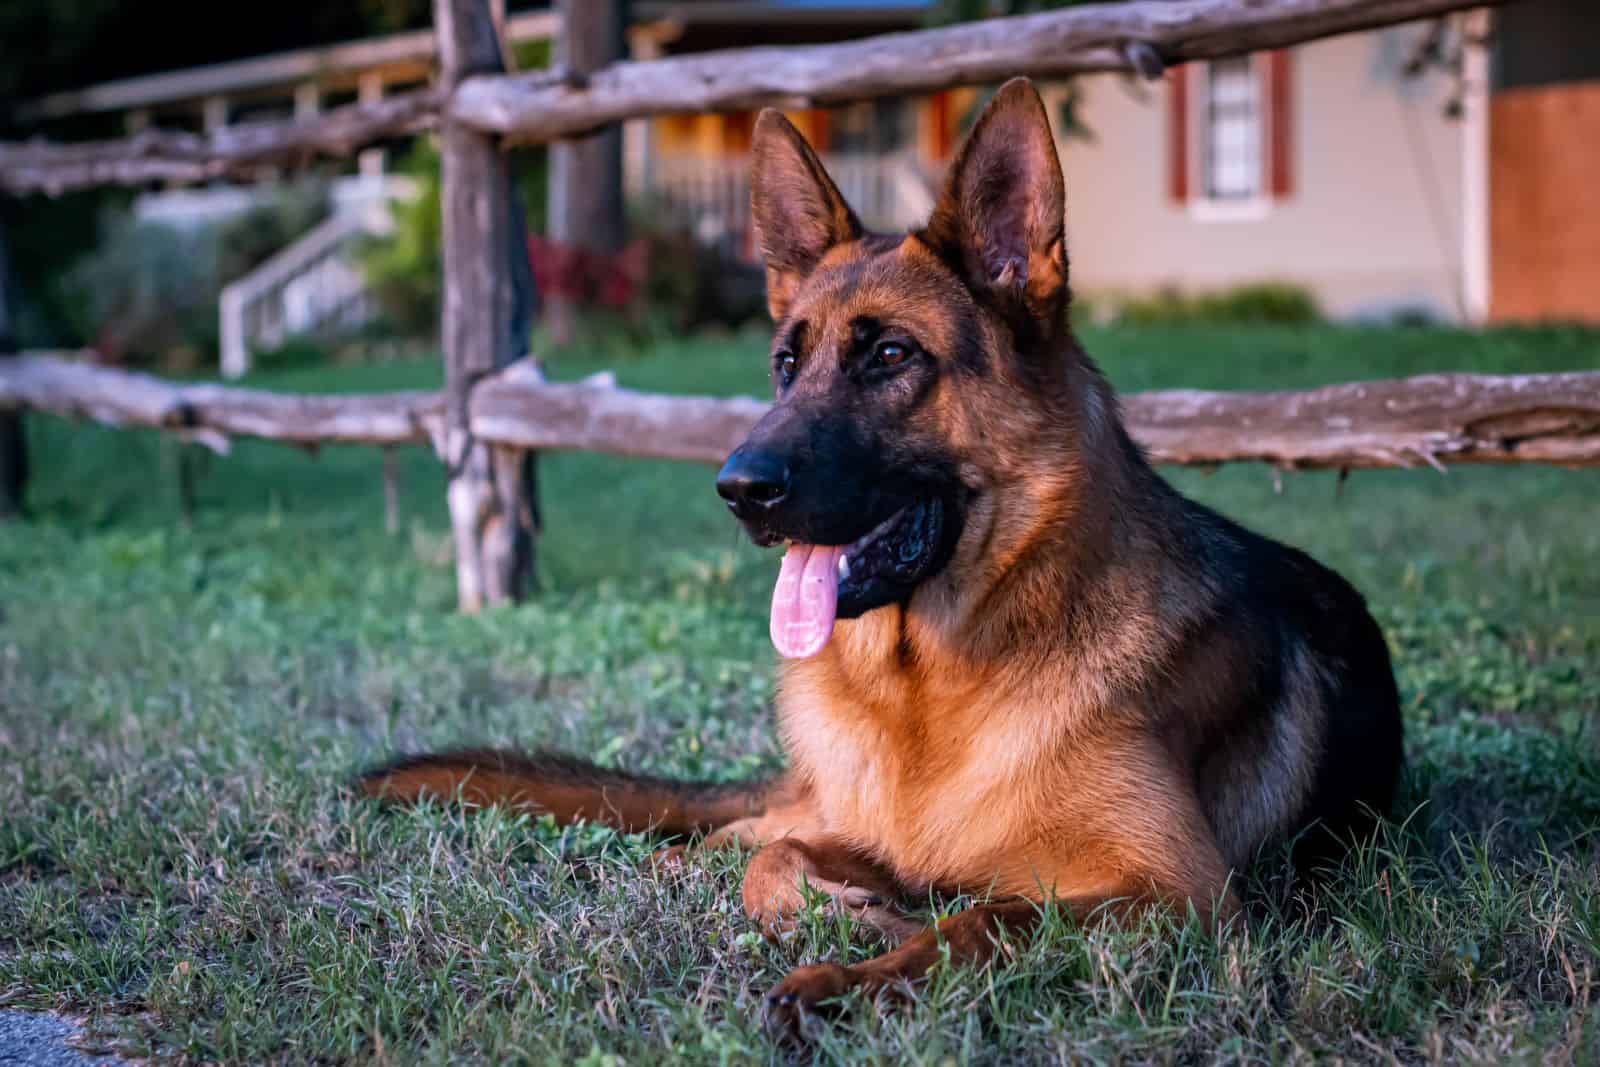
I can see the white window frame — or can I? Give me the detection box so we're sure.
[1188,54,1275,223]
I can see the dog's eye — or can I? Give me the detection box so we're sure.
[874,341,911,367]
[776,351,798,386]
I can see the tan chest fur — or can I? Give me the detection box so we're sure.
[777,610,1085,892]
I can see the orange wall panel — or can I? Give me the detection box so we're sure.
[1490,81,1600,323]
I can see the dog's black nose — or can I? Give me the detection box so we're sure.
[716,448,791,518]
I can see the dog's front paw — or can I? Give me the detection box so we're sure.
[763,961,857,1038]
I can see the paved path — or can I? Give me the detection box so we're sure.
[0,1012,126,1066]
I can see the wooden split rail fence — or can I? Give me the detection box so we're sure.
[4,0,1597,613]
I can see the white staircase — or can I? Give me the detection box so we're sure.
[218,178,417,379]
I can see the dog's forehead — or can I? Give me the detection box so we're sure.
[786,236,973,353]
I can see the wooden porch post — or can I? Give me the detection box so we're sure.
[435,0,541,611]
[0,219,27,520]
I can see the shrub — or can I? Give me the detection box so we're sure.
[1115,282,1322,326]
[60,212,220,368]
[57,186,331,370]
[357,149,443,340]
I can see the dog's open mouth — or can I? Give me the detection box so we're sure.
[769,497,950,659]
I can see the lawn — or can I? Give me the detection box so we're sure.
[2,323,1598,1064]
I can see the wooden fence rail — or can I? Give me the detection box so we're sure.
[6,353,1599,472]
[0,92,441,196]
[454,0,1496,144]
[0,0,1496,194]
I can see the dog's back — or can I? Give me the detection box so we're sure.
[1155,484,1402,869]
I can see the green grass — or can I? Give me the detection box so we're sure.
[2,323,1598,1064]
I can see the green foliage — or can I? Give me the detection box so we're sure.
[59,211,221,368]
[248,334,336,372]
[357,141,445,340]
[357,138,548,343]
[3,324,1599,1062]
[1113,282,1324,326]
[53,186,331,370]
[1,190,130,348]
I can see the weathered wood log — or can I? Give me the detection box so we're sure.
[4,353,1599,472]
[468,369,770,463]
[0,352,441,448]
[437,0,541,612]
[452,0,1499,143]
[0,90,441,196]
[1120,372,1600,469]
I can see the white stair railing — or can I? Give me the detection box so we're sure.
[218,186,411,379]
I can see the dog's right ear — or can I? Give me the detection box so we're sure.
[922,78,1068,330]
[750,109,862,321]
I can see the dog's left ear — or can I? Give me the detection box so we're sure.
[923,78,1068,326]
[750,109,863,321]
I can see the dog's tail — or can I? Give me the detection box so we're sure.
[356,748,780,836]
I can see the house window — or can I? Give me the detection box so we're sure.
[1167,52,1293,216]
[1203,57,1262,201]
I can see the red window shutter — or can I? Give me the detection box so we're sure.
[1267,50,1293,198]
[1167,65,1189,202]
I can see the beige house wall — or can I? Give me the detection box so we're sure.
[1055,26,1473,321]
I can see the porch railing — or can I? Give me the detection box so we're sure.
[644,151,937,255]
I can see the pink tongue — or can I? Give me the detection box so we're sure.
[770,543,844,659]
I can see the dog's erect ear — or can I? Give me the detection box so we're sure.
[750,109,863,321]
[922,78,1068,324]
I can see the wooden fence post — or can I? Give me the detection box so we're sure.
[546,0,626,345]
[435,0,540,612]
[0,219,27,520]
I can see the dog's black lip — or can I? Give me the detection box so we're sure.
[836,494,957,618]
[843,506,911,557]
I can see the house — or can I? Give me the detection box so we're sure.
[9,0,1596,374]
[624,2,1600,326]
[1058,20,1485,323]
[1056,0,1597,326]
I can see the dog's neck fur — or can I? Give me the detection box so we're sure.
[786,332,1193,727]
[962,337,1185,654]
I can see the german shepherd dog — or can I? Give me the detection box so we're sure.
[362,79,1402,1029]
